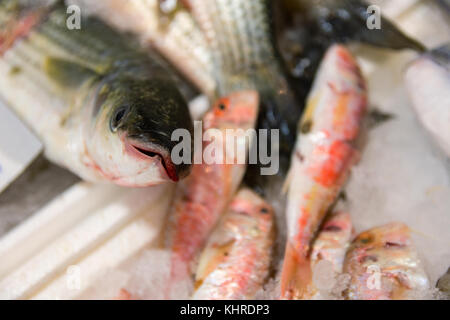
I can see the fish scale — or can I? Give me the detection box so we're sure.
[191,0,277,88]
[216,1,240,72]
[0,47,66,123]
[4,41,62,104]
[38,26,109,74]
[190,0,302,190]
[38,17,125,73]
[4,24,98,111]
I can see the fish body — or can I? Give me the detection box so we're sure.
[405,44,450,158]
[311,211,353,274]
[164,90,259,297]
[189,0,302,186]
[301,211,353,299]
[0,1,193,186]
[69,0,216,97]
[344,222,429,300]
[192,188,275,300]
[280,45,367,299]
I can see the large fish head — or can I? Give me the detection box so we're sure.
[203,90,259,131]
[86,77,194,186]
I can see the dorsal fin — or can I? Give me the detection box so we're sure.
[43,56,99,88]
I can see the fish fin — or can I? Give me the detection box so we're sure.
[43,57,98,88]
[367,108,395,129]
[282,166,294,194]
[357,10,426,52]
[194,239,235,289]
[426,43,450,71]
[409,227,436,241]
[280,242,314,300]
[287,0,425,52]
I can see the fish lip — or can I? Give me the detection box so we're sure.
[124,138,179,182]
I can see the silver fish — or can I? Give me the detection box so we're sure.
[0,1,193,186]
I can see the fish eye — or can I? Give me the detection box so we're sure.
[110,106,129,132]
[260,207,269,214]
[218,103,226,110]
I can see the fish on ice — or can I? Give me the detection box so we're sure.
[344,222,430,300]
[280,44,367,299]
[0,0,193,186]
[192,188,275,300]
[163,90,259,298]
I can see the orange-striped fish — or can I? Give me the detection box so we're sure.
[280,44,367,299]
[344,222,429,300]
[192,188,275,300]
[164,90,259,298]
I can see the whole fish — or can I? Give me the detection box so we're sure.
[164,90,259,297]
[280,45,367,299]
[192,188,275,300]
[0,0,193,186]
[405,44,450,158]
[189,0,302,189]
[344,222,429,300]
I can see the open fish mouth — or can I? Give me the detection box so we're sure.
[125,139,179,182]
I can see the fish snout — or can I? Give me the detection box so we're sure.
[124,136,191,182]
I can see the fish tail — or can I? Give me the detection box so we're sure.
[165,254,191,299]
[425,43,450,70]
[436,0,450,14]
[287,0,426,53]
[279,242,313,300]
[372,16,425,52]
[349,1,426,52]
